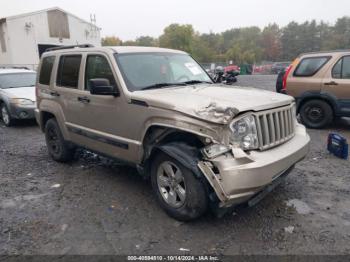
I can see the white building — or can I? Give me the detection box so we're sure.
[0,7,101,69]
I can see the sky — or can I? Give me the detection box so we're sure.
[0,0,349,40]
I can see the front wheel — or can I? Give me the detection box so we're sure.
[151,152,208,221]
[300,99,333,129]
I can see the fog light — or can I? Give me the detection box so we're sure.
[19,111,28,119]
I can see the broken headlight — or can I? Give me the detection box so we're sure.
[202,144,231,158]
[230,114,259,150]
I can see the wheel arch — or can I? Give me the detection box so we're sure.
[40,111,56,131]
[140,125,209,176]
[297,91,338,115]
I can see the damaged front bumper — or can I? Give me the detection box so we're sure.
[198,124,310,208]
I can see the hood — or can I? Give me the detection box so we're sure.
[2,86,36,102]
[131,84,294,124]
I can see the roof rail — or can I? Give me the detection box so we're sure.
[45,44,94,52]
[300,49,350,56]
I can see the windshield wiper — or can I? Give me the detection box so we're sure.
[141,82,186,91]
[181,80,213,85]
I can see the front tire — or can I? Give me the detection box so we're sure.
[300,99,333,129]
[45,118,75,162]
[1,104,15,127]
[151,152,208,221]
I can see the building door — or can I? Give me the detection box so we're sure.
[37,44,60,58]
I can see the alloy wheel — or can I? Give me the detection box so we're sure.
[1,106,10,125]
[157,161,186,208]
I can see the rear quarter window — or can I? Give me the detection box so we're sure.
[39,56,55,85]
[294,56,331,77]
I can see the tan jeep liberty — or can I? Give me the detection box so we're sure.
[35,45,310,221]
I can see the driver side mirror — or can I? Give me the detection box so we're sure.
[89,78,119,96]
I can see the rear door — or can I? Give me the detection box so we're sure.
[322,55,350,115]
[53,53,86,134]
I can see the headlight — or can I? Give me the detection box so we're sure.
[230,114,259,150]
[10,98,35,106]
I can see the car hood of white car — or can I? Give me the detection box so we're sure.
[2,86,36,102]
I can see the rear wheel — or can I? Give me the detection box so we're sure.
[1,104,14,127]
[300,99,333,129]
[151,152,208,221]
[45,118,75,162]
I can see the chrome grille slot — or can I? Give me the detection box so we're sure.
[254,104,296,150]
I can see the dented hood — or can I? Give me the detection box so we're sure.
[131,84,294,124]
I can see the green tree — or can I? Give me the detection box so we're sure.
[122,40,137,46]
[225,27,263,64]
[102,17,350,64]
[191,34,215,62]
[159,24,194,53]
[329,16,350,49]
[261,24,282,61]
[135,36,158,47]
[280,22,301,60]
[101,36,122,46]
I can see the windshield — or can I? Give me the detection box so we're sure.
[0,73,36,89]
[114,53,212,91]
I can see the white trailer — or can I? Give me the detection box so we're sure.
[0,7,101,70]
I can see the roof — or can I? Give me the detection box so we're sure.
[0,68,36,74]
[0,7,99,29]
[44,45,187,55]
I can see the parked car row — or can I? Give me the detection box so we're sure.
[253,62,291,75]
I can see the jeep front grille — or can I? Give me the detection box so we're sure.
[255,104,296,150]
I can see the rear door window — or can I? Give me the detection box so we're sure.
[294,56,330,77]
[332,56,350,79]
[39,56,55,85]
[56,55,82,88]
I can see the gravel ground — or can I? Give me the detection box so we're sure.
[1,75,350,255]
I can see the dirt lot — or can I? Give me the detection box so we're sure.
[1,75,349,255]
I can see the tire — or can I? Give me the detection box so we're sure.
[300,99,333,129]
[1,103,15,127]
[151,152,208,221]
[45,118,75,162]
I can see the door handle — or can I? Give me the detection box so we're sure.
[77,96,90,103]
[324,81,338,86]
[50,91,60,97]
